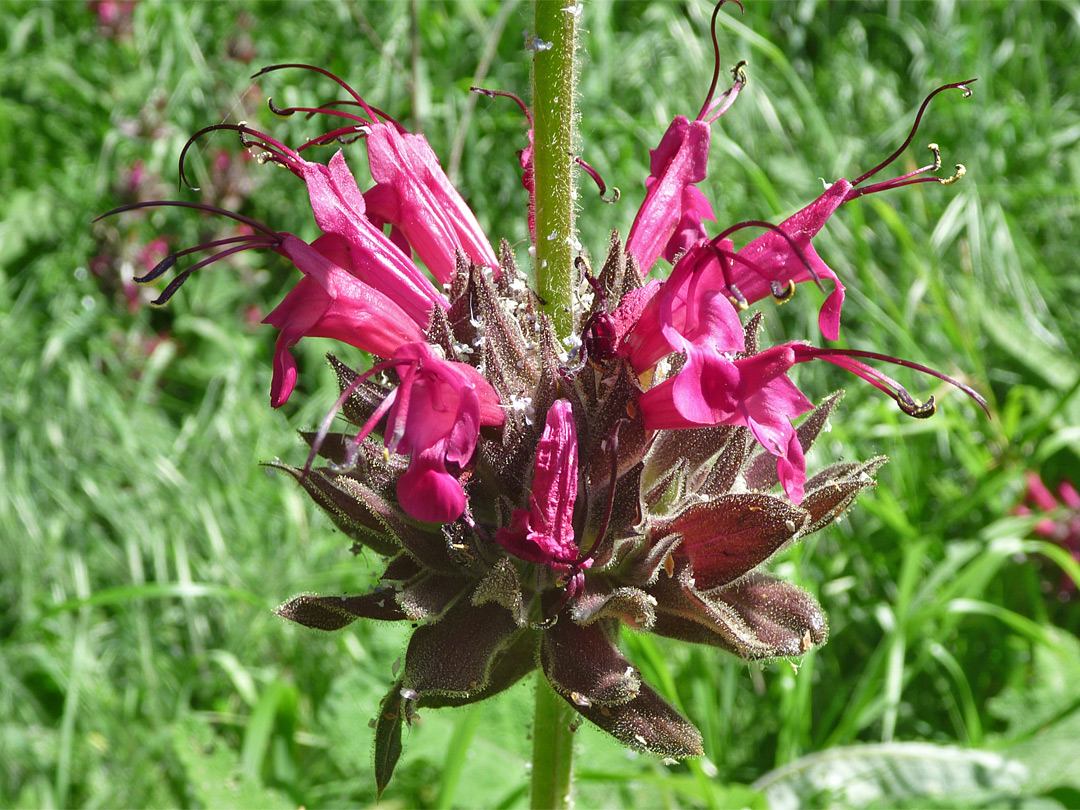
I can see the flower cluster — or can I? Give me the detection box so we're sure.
[103,5,986,794]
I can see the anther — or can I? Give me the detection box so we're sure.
[731,59,748,86]
[267,97,294,118]
[927,143,942,171]
[726,283,749,310]
[898,394,937,419]
[940,164,966,186]
[136,254,177,284]
[770,279,796,304]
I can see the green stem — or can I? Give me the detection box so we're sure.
[530,671,576,810]
[532,0,579,339]
[529,3,579,806]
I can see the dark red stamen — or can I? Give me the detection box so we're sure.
[711,219,825,292]
[302,98,400,130]
[178,123,300,190]
[471,86,533,124]
[96,201,282,304]
[150,239,279,306]
[302,357,413,479]
[696,1,744,121]
[252,63,381,124]
[793,345,989,417]
[297,124,372,151]
[574,156,619,203]
[95,200,279,238]
[138,234,271,283]
[704,242,747,308]
[268,96,374,129]
[851,79,976,187]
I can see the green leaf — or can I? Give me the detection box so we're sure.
[752,742,1028,810]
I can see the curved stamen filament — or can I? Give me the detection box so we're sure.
[297,125,372,151]
[704,242,748,309]
[712,219,825,292]
[471,86,533,125]
[178,123,300,190]
[794,345,989,417]
[848,143,967,199]
[252,63,381,123]
[851,79,976,187]
[302,357,413,479]
[696,1,745,121]
[137,234,275,283]
[301,98,400,129]
[149,240,279,306]
[574,155,619,203]
[703,60,748,124]
[95,200,280,239]
[267,96,374,129]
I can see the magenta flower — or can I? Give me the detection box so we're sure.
[620,242,746,374]
[298,150,448,327]
[264,234,426,407]
[384,341,504,524]
[625,6,746,275]
[495,399,582,567]
[363,123,500,284]
[638,344,813,502]
[621,2,974,343]
[725,82,972,340]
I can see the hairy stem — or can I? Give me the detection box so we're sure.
[531,0,579,339]
[530,671,576,810]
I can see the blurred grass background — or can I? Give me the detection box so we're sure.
[2,0,1080,807]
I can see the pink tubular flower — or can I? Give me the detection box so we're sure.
[617,242,812,501]
[620,242,745,373]
[263,234,426,407]
[250,64,498,287]
[626,6,746,275]
[638,345,813,502]
[709,81,974,340]
[385,343,504,524]
[299,150,448,327]
[103,12,988,786]
[363,124,500,285]
[732,181,851,341]
[495,399,582,567]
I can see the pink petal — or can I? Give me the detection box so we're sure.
[735,180,853,339]
[365,124,498,284]
[396,444,467,523]
[298,153,445,327]
[626,116,712,276]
